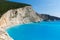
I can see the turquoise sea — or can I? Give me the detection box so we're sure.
[6,21,60,40]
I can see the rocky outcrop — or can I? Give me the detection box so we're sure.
[36,13,60,21]
[0,5,60,40]
[0,28,13,40]
[0,0,42,40]
[0,0,60,40]
[0,6,41,30]
[0,6,42,40]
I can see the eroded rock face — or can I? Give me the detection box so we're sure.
[0,6,42,40]
[0,6,41,29]
[0,28,13,40]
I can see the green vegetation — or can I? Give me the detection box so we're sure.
[0,0,30,17]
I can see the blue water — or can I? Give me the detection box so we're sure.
[6,21,60,40]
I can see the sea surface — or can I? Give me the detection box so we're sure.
[6,21,60,40]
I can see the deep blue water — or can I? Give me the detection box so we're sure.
[6,21,60,40]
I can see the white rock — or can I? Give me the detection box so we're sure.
[0,6,42,40]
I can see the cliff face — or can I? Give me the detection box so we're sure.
[0,0,60,40]
[36,14,60,21]
[0,0,42,40]
[0,6,42,40]
[0,6,41,30]
[0,28,13,40]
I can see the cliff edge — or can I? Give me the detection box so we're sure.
[0,2,42,40]
[0,6,41,30]
[0,0,42,40]
[0,0,60,40]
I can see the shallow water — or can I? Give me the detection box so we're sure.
[6,21,60,40]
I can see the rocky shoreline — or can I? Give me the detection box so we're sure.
[0,0,60,40]
[0,28,13,40]
[0,6,41,40]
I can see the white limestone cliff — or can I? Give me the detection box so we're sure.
[0,28,13,40]
[0,6,42,40]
